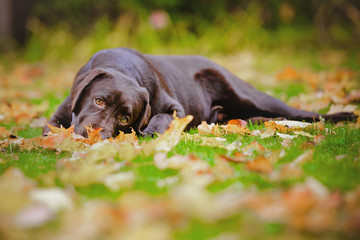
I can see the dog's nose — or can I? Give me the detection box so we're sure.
[99,130,112,139]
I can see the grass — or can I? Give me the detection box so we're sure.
[1,14,360,238]
[2,123,359,192]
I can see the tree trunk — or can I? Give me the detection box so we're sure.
[0,0,36,45]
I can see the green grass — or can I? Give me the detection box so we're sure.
[2,124,359,192]
[1,20,360,237]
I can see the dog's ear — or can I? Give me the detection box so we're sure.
[71,68,111,112]
[136,90,152,134]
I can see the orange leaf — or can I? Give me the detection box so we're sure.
[46,124,74,136]
[223,123,250,135]
[246,155,273,173]
[276,66,301,81]
[221,152,248,163]
[243,141,267,155]
[83,126,103,145]
[228,119,247,127]
[109,129,138,145]
[0,127,10,139]
[265,121,290,133]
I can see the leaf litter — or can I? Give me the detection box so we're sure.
[0,63,360,239]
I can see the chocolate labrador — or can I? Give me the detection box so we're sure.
[43,48,356,138]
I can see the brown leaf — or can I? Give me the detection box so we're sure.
[222,123,250,135]
[221,152,248,163]
[265,121,290,133]
[83,126,103,145]
[198,121,224,136]
[228,119,247,127]
[243,141,267,156]
[213,157,234,180]
[246,156,272,173]
[109,128,138,145]
[0,127,10,139]
[143,114,193,154]
[327,104,357,115]
[314,134,326,144]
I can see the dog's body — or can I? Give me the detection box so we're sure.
[43,48,355,138]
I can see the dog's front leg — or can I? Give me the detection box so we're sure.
[42,95,72,135]
[140,113,176,135]
[141,106,185,136]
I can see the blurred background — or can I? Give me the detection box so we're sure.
[1,0,360,64]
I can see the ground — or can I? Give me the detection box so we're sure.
[0,49,360,240]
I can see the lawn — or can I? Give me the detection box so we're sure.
[0,47,359,240]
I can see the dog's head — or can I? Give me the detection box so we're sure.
[70,68,151,138]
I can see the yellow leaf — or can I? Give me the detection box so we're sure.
[143,114,193,154]
[223,123,250,135]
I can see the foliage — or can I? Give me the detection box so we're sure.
[3,0,358,62]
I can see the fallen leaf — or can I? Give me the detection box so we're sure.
[276,66,301,81]
[327,104,357,115]
[314,134,326,144]
[222,123,250,135]
[198,121,224,136]
[213,157,234,180]
[293,131,315,138]
[83,126,103,145]
[0,127,10,139]
[228,119,247,127]
[0,168,35,214]
[143,113,193,153]
[246,156,272,173]
[109,128,138,145]
[104,171,135,191]
[15,204,54,228]
[299,141,316,149]
[243,141,268,156]
[290,149,314,167]
[252,128,276,139]
[265,121,291,132]
[276,132,295,139]
[221,152,248,163]
[30,188,73,212]
[271,164,303,181]
[156,176,179,188]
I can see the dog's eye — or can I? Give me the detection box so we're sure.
[120,116,129,124]
[94,98,104,106]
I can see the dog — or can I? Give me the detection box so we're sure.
[43,48,356,138]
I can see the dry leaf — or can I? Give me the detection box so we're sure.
[222,123,250,135]
[290,149,314,167]
[213,157,235,180]
[143,114,193,153]
[104,171,135,191]
[228,119,247,127]
[0,168,35,214]
[30,188,73,212]
[327,104,357,115]
[198,121,224,136]
[276,66,301,81]
[0,127,10,139]
[246,156,272,173]
[221,152,248,163]
[109,128,138,145]
[243,141,267,156]
[15,204,54,228]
